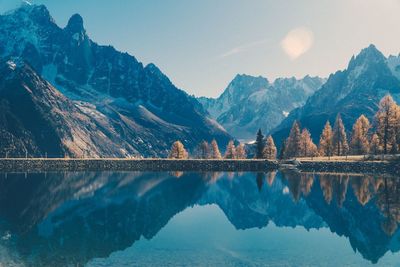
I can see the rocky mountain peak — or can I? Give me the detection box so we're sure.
[0,5,231,157]
[65,13,85,34]
[348,44,386,71]
[13,4,54,25]
[145,63,165,78]
[64,13,87,44]
[221,74,269,101]
[231,74,269,86]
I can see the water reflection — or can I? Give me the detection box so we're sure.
[0,170,399,266]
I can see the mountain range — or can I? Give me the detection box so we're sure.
[2,4,400,156]
[198,74,325,140]
[200,44,400,145]
[271,44,400,146]
[0,4,230,157]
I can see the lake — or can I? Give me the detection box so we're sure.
[0,170,400,266]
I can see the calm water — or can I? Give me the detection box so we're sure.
[0,171,400,267]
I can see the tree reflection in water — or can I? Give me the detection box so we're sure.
[0,170,399,266]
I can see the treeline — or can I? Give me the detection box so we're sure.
[168,139,247,159]
[281,95,400,158]
[168,95,400,160]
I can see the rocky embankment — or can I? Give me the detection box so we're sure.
[0,159,278,172]
[294,160,400,174]
[0,158,398,174]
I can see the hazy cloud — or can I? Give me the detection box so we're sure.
[281,27,314,60]
[219,39,270,58]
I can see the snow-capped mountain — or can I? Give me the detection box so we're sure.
[272,45,400,147]
[198,74,325,140]
[0,4,231,157]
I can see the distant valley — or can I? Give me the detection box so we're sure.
[198,74,325,141]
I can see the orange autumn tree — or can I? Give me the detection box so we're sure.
[370,133,382,155]
[236,143,247,159]
[285,121,302,158]
[350,115,370,155]
[300,128,318,157]
[224,140,236,159]
[332,114,349,156]
[168,141,188,159]
[210,139,222,159]
[375,95,399,154]
[319,121,333,157]
[263,135,277,159]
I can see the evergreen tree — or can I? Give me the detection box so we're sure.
[350,115,370,155]
[168,141,188,159]
[278,140,286,160]
[263,135,277,159]
[319,121,333,157]
[224,140,236,159]
[285,121,302,158]
[300,129,318,157]
[236,143,247,159]
[255,129,265,159]
[332,114,349,156]
[375,95,398,154]
[210,139,222,159]
[370,133,382,155]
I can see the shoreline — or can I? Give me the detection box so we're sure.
[0,158,398,173]
[295,160,399,174]
[0,158,278,172]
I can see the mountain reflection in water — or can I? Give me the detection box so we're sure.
[0,170,400,266]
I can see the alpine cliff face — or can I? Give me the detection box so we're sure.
[0,4,230,157]
[198,74,324,140]
[272,45,400,146]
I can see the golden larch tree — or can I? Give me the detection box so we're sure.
[236,143,247,159]
[350,115,370,155]
[319,121,333,157]
[263,135,277,159]
[224,140,236,159]
[332,114,349,156]
[375,95,398,154]
[300,128,318,157]
[168,141,188,159]
[285,121,302,158]
[393,104,400,153]
[210,139,222,159]
[370,133,382,155]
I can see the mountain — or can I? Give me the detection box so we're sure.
[272,45,400,147]
[198,74,325,140]
[0,4,230,157]
[0,59,142,157]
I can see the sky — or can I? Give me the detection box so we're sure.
[1,0,400,98]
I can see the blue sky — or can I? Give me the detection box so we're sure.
[1,0,400,97]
